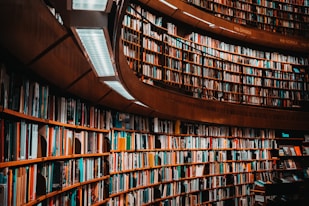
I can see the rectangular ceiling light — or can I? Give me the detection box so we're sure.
[104,81,135,100]
[183,11,212,25]
[135,101,148,108]
[75,28,115,77]
[72,0,108,11]
[159,0,178,10]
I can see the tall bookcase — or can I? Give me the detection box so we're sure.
[107,116,282,206]
[0,64,111,206]
[122,2,309,108]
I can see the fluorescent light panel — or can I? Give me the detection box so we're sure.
[219,26,239,34]
[135,101,148,108]
[183,11,212,25]
[104,81,135,100]
[159,0,178,10]
[72,0,108,11]
[76,28,115,77]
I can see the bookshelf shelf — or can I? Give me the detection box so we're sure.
[0,0,308,206]
[0,64,111,206]
[0,153,109,169]
[23,176,110,206]
[122,2,309,109]
[108,120,276,205]
[185,0,309,38]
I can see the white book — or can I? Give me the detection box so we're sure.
[31,124,38,159]
[66,129,73,155]
[153,117,159,133]
[196,165,204,177]
[32,82,40,117]
[19,121,27,160]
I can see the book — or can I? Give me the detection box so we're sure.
[305,135,309,142]
[303,146,309,155]
[284,159,297,170]
[52,161,63,191]
[294,146,302,156]
[282,146,292,156]
[0,184,7,206]
[0,119,4,162]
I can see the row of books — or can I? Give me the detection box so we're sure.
[0,119,109,162]
[110,150,272,174]
[0,65,113,129]
[123,6,308,68]
[122,9,308,107]
[109,180,254,206]
[173,123,276,138]
[191,0,308,9]
[0,120,39,162]
[0,157,108,206]
[113,112,152,132]
[36,182,107,206]
[142,65,163,80]
[187,0,309,35]
[279,145,303,156]
[110,132,275,152]
[165,35,307,76]
[187,32,308,66]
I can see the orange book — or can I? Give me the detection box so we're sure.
[29,166,33,201]
[16,121,20,161]
[8,169,12,206]
[294,146,302,156]
[118,136,126,151]
[148,153,154,167]
[48,127,54,157]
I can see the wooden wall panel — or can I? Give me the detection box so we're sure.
[29,37,90,90]
[0,0,67,64]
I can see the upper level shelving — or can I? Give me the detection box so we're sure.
[122,2,309,109]
[1,0,309,131]
[185,0,309,38]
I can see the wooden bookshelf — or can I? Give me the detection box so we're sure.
[109,0,309,131]
[0,64,110,205]
[185,0,309,38]
[137,0,309,52]
[0,1,309,206]
[108,118,276,205]
[122,2,309,109]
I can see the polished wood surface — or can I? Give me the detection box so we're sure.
[138,0,309,53]
[114,0,309,130]
[0,0,308,130]
[0,0,150,114]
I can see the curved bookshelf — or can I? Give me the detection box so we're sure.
[185,0,309,38]
[0,1,309,206]
[0,64,110,206]
[122,3,309,109]
[136,0,309,52]
[108,122,276,205]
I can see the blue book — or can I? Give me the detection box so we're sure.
[79,158,84,182]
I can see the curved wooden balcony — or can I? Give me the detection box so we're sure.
[0,0,308,131]
[114,0,309,130]
[137,0,309,53]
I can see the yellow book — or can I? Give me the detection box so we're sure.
[148,153,155,167]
